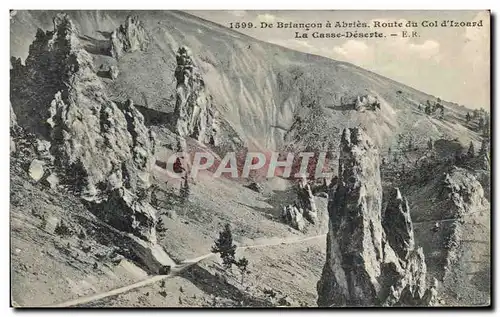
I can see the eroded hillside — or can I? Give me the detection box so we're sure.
[10,10,490,308]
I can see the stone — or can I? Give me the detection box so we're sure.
[44,173,60,189]
[163,209,177,220]
[109,65,120,79]
[28,159,45,181]
[340,93,380,111]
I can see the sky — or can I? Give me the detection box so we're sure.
[189,10,490,110]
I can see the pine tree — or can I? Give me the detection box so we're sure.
[235,257,249,285]
[467,141,475,158]
[483,117,490,137]
[479,138,489,156]
[466,112,471,122]
[211,224,237,269]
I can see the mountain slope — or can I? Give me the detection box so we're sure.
[10,10,482,153]
[10,10,490,307]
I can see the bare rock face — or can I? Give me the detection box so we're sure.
[296,179,318,224]
[91,188,157,243]
[281,205,305,232]
[442,167,487,219]
[317,128,436,307]
[10,104,19,153]
[172,46,220,145]
[11,14,156,201]
[10,14,158,244]
[382,188,415,260]
[440,167,488,269]
[110,16,149,59]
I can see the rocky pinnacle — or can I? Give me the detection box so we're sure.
[317,128,437,307]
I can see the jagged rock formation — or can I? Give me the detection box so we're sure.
[11,14,156,201]
[382,188,415,260]
[172,46,220,145]
[91,188,157,243]
[296,179,318,224]
[110,15,150,59]
[10,14,169,269]
[281,205,305,232]
[317,128,436,307]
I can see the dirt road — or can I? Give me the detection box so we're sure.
[43,233,327,308]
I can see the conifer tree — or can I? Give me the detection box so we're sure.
[211,223,237,269]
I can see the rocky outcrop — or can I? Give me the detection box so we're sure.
[296,179,318,224]
[317,128,436,307]
[10,14,168,269]
[340,94,380,111]
[440,167,488,270]
[382,188,415,260]
[91,188,157,243]
[108,65,119,79]
[281,205,305,232]
[110,16,149,59]
[11,14,156,201]
[442,167,487,219]
[172,46,220,145]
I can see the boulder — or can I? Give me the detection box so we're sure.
[43,173,60,189]
[340,93,380,111]
[108,65,120,79]
[28,159,45,181]
[92,188,157,243]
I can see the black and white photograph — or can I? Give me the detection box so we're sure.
[8,8,492,308]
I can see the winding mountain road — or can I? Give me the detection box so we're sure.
[44,233,326,308]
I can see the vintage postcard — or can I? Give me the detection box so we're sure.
[10,10,491,308]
